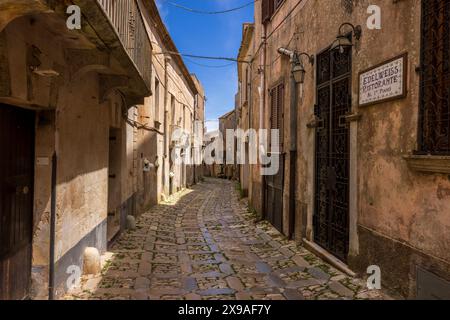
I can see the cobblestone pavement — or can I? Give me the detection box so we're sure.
[65,178,388,300]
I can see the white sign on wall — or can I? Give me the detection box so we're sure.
[358,54,407,107]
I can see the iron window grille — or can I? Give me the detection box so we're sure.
[418,0,450,155]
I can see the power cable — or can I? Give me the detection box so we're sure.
[153,50,250,64]
[166,0,256,14]
[184,57,236,68]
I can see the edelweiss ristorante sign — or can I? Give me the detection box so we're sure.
[358,54,408,107]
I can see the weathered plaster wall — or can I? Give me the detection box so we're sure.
[249,0,450,297]
[1,14,130,298]
[139,4,196,200]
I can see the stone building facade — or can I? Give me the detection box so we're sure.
[203,130,220,178]
[190,74,206,186]
[0,0,203,300]
[236,0,450,298]
[219,109,237,179]
[135,0,202,205]
[237,23,255,199]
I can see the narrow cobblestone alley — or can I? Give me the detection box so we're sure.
[66,179,387,300]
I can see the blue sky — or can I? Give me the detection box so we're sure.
[156,0,254,132]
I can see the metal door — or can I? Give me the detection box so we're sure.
[314,45,351,262]
[0,104,35,300]
[264,153,284,233]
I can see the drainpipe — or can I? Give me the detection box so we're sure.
[193,95,197,184]
[48,152,57,300]
[163,56,170,158]
[163,56,170,194]
[259,24,267,220]
[247,63,252,184]
[278,47,299,240]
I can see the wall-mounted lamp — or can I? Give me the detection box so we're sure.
[291,63,306,85]
[331,22,362,53]
[292,53,315,84]
[278,48,314,84]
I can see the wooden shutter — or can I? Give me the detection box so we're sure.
[270,83,284,145]
[270,86,278,130]
[277,83,284,133]
[262,0,274,24]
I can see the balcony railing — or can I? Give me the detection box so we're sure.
[97,0,152,89]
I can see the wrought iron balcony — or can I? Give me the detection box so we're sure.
[97,0,152,92]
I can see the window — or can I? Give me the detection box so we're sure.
[262,0,285,23]
[270,83,284,146]
[418,1,450,154]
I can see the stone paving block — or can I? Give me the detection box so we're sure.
[235,292,252,300]
[209,244,219,252]
[328,281,355,298]
[266,294,285,300]
[279,247,295,258]
[214,253,226,262]
[219,263,234,275]
[183,277,198,291]
[198,288,235,296]
[191,271,223,279]
[267,274,287,288]
[132,290,149,300]
[292,255,311,268]
[255,262,272,274]
[185,293,202,300]
[285,278,323,289]
[258,230,272,242]
[149,287,185,296]
[308,267,331,281]
[283,288,305,300]
[141,252,153,262]
[135,277,150,290]
[274,266,305,276]
[138,262,152,276]
[226,276,244,291]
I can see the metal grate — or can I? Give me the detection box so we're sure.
[314,46,351,262]
[418,0,450,154]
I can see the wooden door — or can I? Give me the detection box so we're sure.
[0,104,35,300]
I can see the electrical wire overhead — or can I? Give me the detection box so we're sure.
[185,57,236,68]
[153,50,250,64]
[166,0,256,14]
